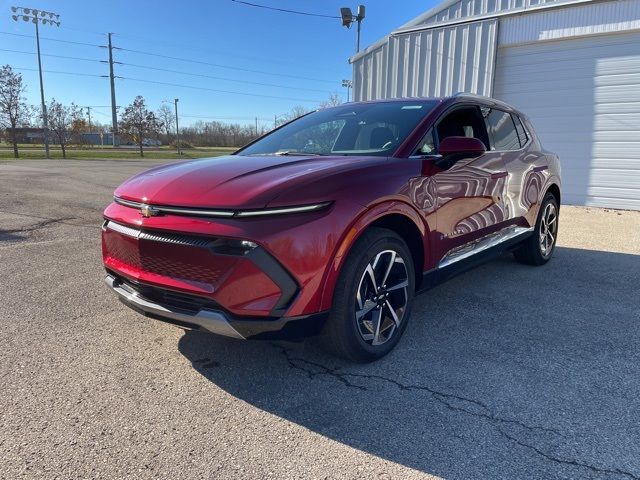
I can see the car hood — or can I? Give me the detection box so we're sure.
[114,154,387,209]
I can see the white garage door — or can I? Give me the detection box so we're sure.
[494,31,640,210]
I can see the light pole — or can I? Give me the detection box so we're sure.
[174,98,181,155]
[340,5,366,53]
[11,6,60,159]
[342,79,353,102]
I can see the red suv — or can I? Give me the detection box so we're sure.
[102,95,561,362]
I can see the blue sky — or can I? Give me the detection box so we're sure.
[1,0,434,128]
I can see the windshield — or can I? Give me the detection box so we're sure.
[237,100,438,157]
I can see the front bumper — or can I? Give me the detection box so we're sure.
[105,273,328,339]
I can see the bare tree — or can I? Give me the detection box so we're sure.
[275,105,312,127]
[0,65,31,158]
[47,99,82,158]
[119,96,163,157]
[319,93,342,108]
[156,104,175,142]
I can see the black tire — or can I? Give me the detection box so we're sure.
[322,227,415,362]
[513,192,559,266]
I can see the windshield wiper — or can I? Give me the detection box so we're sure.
[274,151,326,156]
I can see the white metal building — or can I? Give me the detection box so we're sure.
[351,0,640,210]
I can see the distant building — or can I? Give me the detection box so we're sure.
[81,132,115,146]
[9,128,45,144]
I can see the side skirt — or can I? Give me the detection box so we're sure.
[417,227,534,293]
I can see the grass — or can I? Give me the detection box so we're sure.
[0,145,237,160]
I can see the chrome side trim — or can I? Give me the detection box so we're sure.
[438,226,534,269]
[105,275,245,340]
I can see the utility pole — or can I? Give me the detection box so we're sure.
[274,114,277,130]
[11,6,60,158]
[174,98,181,155]
[100,33,120,147]
[86,107,92,133]
[255,117,258,137]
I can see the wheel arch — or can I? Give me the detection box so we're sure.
[545,182,561,207]
[318,202,429,312]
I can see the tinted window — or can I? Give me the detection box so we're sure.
[414,128,436,155]
[436,106,490,150]
[485,109,520,151]
[238,100,438,157]
[513,114,529,147]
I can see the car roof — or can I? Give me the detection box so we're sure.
[338,94,519,114]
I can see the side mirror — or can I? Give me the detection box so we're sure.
[438,136,486,158]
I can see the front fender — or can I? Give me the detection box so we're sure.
[317,200,429,312]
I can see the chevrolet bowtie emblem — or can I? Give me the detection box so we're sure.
[140,204,160,217]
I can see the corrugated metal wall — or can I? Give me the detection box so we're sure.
[401,0,574,30]
[352,44,388,102]
[353,19,498,101]
[498,0,640,45]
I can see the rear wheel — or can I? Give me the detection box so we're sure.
[322,228,415,362]
[513,192,559,265]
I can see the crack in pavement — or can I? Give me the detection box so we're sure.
[0,210,98,229]
[274,344,639,480]
[0,216,76,235]
[498,428,640,480]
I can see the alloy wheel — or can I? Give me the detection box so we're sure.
[539,202,558,257]
[355,249,409,346]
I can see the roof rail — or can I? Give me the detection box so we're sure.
[453,92,493,100]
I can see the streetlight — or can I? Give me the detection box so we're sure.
[340,5,365,53]
[342,79,353,102]
[11,6,60,159]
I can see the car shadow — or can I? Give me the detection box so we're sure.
[177,247,640,479]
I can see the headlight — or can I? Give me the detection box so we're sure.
[113,196,331,218]
[235,202,332,218]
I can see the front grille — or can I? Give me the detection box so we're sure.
[116,274,218,314]
[103,222,238,286]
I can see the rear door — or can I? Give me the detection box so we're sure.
[484,107,546,227]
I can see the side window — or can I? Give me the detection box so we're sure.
[513,114,529,147]
[485,109,520,151]
[435,106,490,150]
[414,128,436,155]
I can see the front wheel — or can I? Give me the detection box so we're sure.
[513,192,559,265]
[322,228,415,362]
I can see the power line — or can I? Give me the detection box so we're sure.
[228,0,340,18]
[13,66,104,78]
[119,62,330,93]
[0,48,103,63]
[181,114,272,121]
[119,76,322,103]
[2,30,339,85]
[0,31,101,47]
[118,47,336,84]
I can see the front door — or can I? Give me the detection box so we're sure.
[415,105,510,267]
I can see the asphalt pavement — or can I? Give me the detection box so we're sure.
[1,159,640,480]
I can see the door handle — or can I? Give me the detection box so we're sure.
[491,171,508,179]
